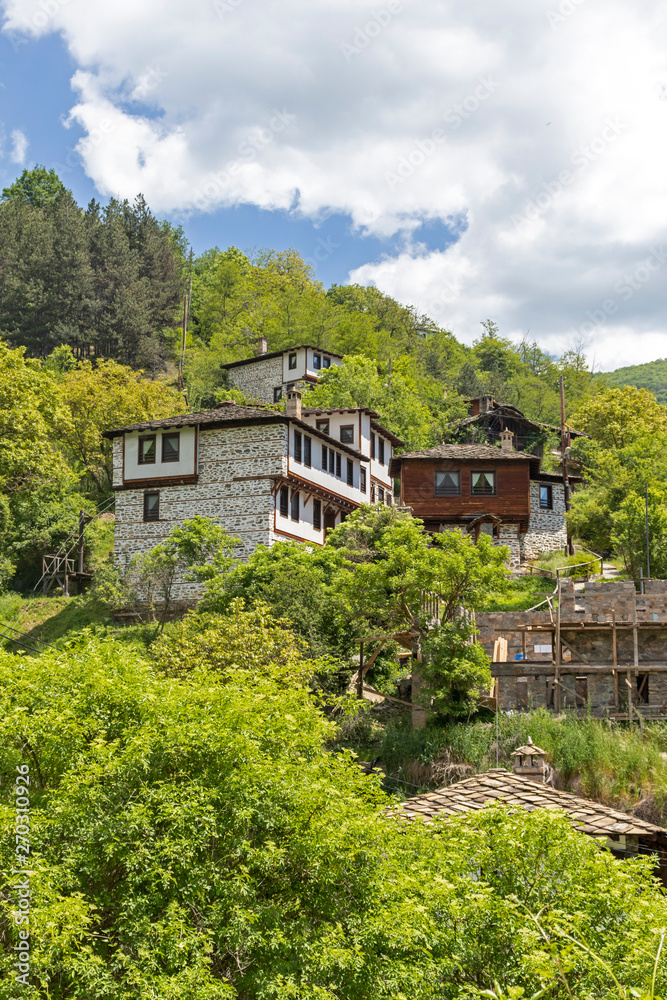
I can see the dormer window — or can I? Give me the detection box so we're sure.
[288,353,297,370]
[162,432,180,463]
[138,435,156,465]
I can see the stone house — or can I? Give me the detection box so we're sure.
[104,391,400,604]
[221,342,343,404]
[478,580,667,719]
[388,432,568,568]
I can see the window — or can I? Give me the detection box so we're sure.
[435,470,461,496]
[161,432,180,463]
[313,499,322,531]
[346,459,353,486]
[288,353,297,370]
[273,387,283,403]
[279,486,289,518]
[316,419,330,435]
[304,436,311,468]
[360,467,367,493]
[370,484,376,502]
[471,471,496,495]
[371,433,376,459]
[313,353,321,370]
[378,487,385,503]
[378,438,385,465]
[340,425,354,444]
[294,431,302,463]
[539,484,553,509]
[637,673,649,704]
[143,491,159,521]
[335,453,342,478]
[576,676,588,708]
[329,450,335,475]
[290,490,300,522]
[517,677,528,710]
[322,445,328,472]
[138,435,156,465]
[323,356,331,368]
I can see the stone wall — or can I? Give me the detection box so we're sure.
[113,423,287,602]
[227,356,283,404]
[521,481,567,561]
[476,580,667,716]
[498,523,521,570]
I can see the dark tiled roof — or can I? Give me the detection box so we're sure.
[103,401,368,460]
[220,345,343,369]
[393,443,533,462]
[397,769,667,839]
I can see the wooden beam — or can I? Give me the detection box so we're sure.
[559,637,590,664]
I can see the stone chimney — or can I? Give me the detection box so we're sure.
[500,429,514,452]
[511,738,548,783]
[479,394,495,413]
[257,336,268,356]
[285,389,302,420]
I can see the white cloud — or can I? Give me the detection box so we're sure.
[9,128,27,164]
[2,0,667,367]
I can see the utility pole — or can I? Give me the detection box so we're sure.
[560,375,573,555]
[646,483,651,580]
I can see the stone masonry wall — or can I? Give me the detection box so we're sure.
[477,580,667,716]
[521,481,567,561]
[114,423,287,602]
[227,356,283,404]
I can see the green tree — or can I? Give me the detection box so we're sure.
[1,165,66,206]
[572,385,667,450]
[59,358,187,496]
[1,630,667,996]
[610,485,667,578]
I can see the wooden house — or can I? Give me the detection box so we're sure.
[455,395,585,457]
[104,391,400,607]
[388,433,568,568]
[397,741,667,883]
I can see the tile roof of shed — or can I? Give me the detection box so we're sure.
[398,769,667,840]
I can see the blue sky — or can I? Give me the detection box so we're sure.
[1,0,667,370]
[0,28,457,288]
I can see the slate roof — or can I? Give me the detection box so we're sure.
[392,443,533,462]
[220,345,343,369]
[398,768,667,840]
[102,401,368,460]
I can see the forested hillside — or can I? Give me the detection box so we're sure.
[599,358,667,405]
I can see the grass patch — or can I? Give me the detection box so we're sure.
[0,591,158,654]
[477,574,556,612]
[378,709,667,819]
[533,550,598,576]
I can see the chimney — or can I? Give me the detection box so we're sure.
[257,336,268,356]
[511,738,548,783]
[285,389,302,420]
[500,429,514,452]
[479,394,494,413]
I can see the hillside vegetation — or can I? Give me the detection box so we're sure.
[600,357,667,405]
